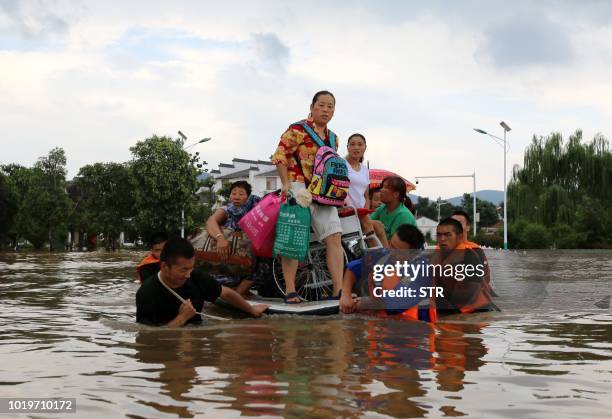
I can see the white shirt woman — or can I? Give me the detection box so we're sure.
[345,133,370,208]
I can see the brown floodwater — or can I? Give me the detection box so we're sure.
[0,250,611,418]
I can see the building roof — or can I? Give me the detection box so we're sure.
[219,163,234,168]
[210,169,221,174]
[215,167,259,180]
[416,216,438,226]
[233,158,274,166]
[255,168,280,177]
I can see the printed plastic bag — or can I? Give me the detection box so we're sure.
[273,196,311,261]
[239,191,282,257]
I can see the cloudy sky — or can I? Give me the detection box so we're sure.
[2,0,612,199]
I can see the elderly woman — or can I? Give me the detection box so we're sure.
[205,180,261,296]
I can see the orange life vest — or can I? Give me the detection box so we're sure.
[436,242,494,313]
[366,254,438,323]
[136,254,159,284]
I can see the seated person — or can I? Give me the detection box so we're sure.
[205,180,263,296]
[136,232,167,284]
[370,176,416,241]
[136,237,268,327]
[369,187,382,210]
[451,210,496,296]
[434,218,498,313]
[340,224,426,314]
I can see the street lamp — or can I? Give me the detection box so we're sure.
[178,130,212,238]
[415,173,478,238]
[473,121,511,250]
[435,198,451,223]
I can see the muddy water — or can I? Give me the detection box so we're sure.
[0,250,611,418]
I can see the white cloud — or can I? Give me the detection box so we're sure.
[1,0,611,200]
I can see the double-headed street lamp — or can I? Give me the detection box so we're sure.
[178,130,212,238]
[415,173,477,237]
[474,121,511,250]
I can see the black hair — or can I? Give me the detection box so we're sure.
[229,180,251,196]
[404,196,415,214]
[438,217,463,235]
[347,133,367,162]
[452,210,471,224]
[368,187,381,199]
[149,232,168,247]
[311,90,336,107]
[395,224,425,249]
[160,237,195,266]
[382,176,407,203]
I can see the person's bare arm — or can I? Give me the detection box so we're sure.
[206,209,230,260]
[220,286,268,317]
[340,270,358,313]
[276,164,290,199]
[206,209,228,237]
[166,299,196,327]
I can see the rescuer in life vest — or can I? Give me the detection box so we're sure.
[434,218,499,313]
[339,224,438,322]
[136,232,167,284]
[450,210,497,297]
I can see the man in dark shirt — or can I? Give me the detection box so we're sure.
[136,237,268,326]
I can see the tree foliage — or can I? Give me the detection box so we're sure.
[129,135,202,240]
[413,196,458,221]
[508,130,612,248]
[0,171,18,247]
[72,162,134,249]
[461,193,500,228]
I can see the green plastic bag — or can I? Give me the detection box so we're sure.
[273,196,311,261]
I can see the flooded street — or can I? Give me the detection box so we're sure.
[1,250,611,418]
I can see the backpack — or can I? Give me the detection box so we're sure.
[299,121,350,206]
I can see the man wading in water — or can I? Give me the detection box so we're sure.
[136,238,268,326]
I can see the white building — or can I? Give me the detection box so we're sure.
[416,216,438,241]
[209,158,281,205]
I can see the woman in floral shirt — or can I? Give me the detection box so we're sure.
[271,91,344,303]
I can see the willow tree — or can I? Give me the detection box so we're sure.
[508,130,612,248]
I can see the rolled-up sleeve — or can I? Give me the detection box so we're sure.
[271,127,300,166]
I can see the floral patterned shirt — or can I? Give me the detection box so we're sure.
[271,119,339,184]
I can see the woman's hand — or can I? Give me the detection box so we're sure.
[216,236,230,261]
[280,183,291,200]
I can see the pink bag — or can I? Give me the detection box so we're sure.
[239,192,281,257]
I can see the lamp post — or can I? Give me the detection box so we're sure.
[178,131,212,238]
[474,121,511,249]
[415,173,477,238]
[436,198,450,223]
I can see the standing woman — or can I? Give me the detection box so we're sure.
[271,91,344,303]
[345,133,370,209]
[345,133,388,247]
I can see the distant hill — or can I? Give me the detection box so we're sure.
[445,190,503,206]
[408,190,503,206]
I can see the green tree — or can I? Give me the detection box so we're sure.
[72,162,135,250]
[508,130,612,248]
[461,193,500,229]
[2,150,71,250]
[414,196,437,220]
[130,135,202,239]
[1,164,32,247]
[0,171,18,248]
[413,196,457,221]
[31,148,71,250]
